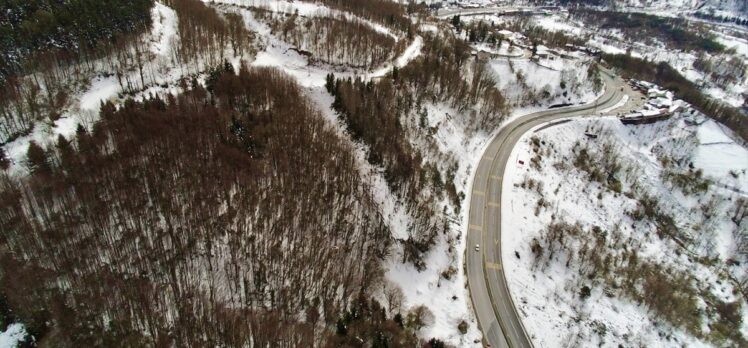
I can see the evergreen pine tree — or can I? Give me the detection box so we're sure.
[0,148,9,170]
[26,141,49,174]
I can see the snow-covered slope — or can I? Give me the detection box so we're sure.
[431,0,747,17]
[503,11,748,109]
[488,57,600,107]
[503,109,748,347]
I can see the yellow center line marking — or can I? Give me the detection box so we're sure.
[468,224,483,231]
[486,262,502,270]
[473,190,485,196]
[495,239,499,246]
[487,202,500,207]
[490,175,502,181]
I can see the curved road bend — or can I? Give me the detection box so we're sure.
[467,71,627,348]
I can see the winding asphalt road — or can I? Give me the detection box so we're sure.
[466,70,628,348]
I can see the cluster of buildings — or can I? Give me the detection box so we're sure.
[621,80,681,124]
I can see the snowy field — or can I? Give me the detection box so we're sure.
[502,111,748,347]
[694,119,748,191]
[533,14,584,36]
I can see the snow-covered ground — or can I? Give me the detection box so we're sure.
[502,110,748,347]
[410,2,745,346]
[299,24,606,345]
[474,41,525,57]
[533,14,584,36]
[0,324,28,348]
[693,119,748,191]
[218,0,398,40]
[150,2,178,57]
[379,50,603,345]
[305,72,489,347]
[715,32,748,58]
[444,7,748,346]
[384,101,494,346]
[488,57,600,107]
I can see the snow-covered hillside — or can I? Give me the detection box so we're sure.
[507,12,748,109]
[502,109,748,347]
[3,0,746,346]
[1,0,429,345]
[429,0,747,17]
[488,57,600,107]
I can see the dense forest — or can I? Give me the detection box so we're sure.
[0,0,253,145]
[0,0,154,86]
[0,65,432,346]
[570,9,724,53]
[252,9,404,68]
[0,0,154,144]
[162,0,253,74]
[0,0,474,345]
[317,0,414,33]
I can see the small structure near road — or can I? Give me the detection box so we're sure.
[620,111,672,125]
[584,132,598,139]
